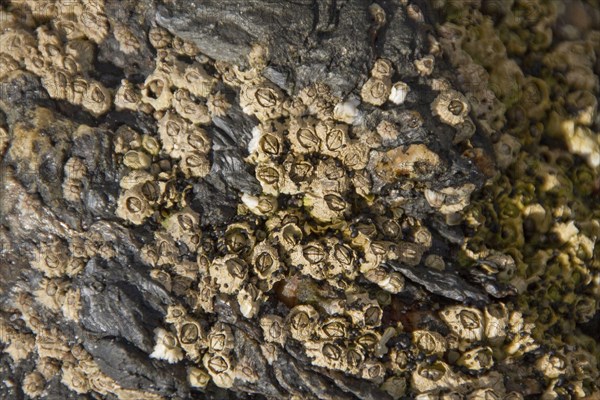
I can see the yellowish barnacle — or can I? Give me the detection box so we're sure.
[203,353,234,388]
[286,304,319,341]
[287,117,320,154]
[172,88,211,125]
[457,346,494,371]
[316,120,349,157]
[61,287,81,321]
[381,375,407,399]
[179,150,211,178]
[483,303,508,345]
[188,367,211,388]
[175,317,205,361]
[431,90,470,126]
[241,193,279,216]
[61,363,90,394]
[150,328,184,363]
[113,24,140,54]
[361,76,392,106]
[535,353,567,379]
[2,329,35,363]
[362,360,386,383]
[304,190,349,223]
[164,207,201,248]
[224,223,256,255]
[415,55,435,76]
[240,82,285,121]
[116,187,154,225]
[207,91,231,117]
[141,72,172,111]
[373,144,441,182]
[31,239,68,278]
[260,315,287,346]
[114,79,142,111]
[345,292,383,328]
[440,306,484,343]
[207,322,235,355]
[81,81,112,117]
[307,341,345,370]
[412,330,447,356]
[123,149,152,170]
[209,255,248,294]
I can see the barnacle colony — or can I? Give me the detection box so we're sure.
[0,0,599,399]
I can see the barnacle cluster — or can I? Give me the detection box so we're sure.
[0,0,599,399]
[433,0,600,397]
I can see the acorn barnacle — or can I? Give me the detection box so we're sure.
[440,306,484,343]
[431,90,470,126]
[240,82,284,121]
[150,328,184,363]
[260,315,288,346]
[361,76,392,106]
[209,255,248,294]
[286,304,319,341]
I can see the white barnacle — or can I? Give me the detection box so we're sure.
[150,328,184,363]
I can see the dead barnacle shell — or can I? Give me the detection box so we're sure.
[123,150,151,170]
[389,81,410,105]
[381,376,407,399]
[363,267,405,294]
[333,97,361,125]
[180,151,211,178]
[190,276,218,313]
[114,125,142,154]
[345,292,383,328]
[412,330,447,356]
[411,361,453,393]
[483,303,508,345]
[260,315,287,346]
[203,353,234,388]
[224,223,256,255]
[362,360,386,383]
[207,91,231,117]
[372,144,441,182]
[432,90,470,126]
[345,344,366,374]
[141,72,172,111]
[286,304,319,341]
[116,188,153,225]
[241,193,279,216]
[81,81,112,117]
[150,328,184,363]
[188,367,210,388]
[208,322,235,355]
[453,117,476,144]
[240,82,284,121]
[64,157,87,180]
[457,346,494,371]
[172,88,211,125]
[371,58,394,79]
[425,184,476,215]
[440,306,484,343]
[535,353,567,379]
[415,55,435,76]
[237,284,265,318]
[209,255,248,294]
[361,77,392,106]
[317,317,348,340]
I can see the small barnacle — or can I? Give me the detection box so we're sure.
[288,117,321,154]
[363,267,405,294]
[188,366,211,388]
[164,207,200,248]
[172,36,199,57]
[520,76,550,120]
[116,188,154,225]
[345,292,383,328]
[345,344,366,374]
[361,76,392,106]
[483,303,508,345]
[411,361,453,393]
[458,346,494,371]
[432,90,470,126]
[440,306,484,343]
[453,117,476,144]
[190,276,219,314]
[371,58,394,79]
[373,144,441,182]
[241,193,279,217]
[207,322,235,355]
[255,162,285,195]
[240,82,284,121]
[123,150,151,170]
[260,315,287,346]
[175,317,205,361]
[381,376,407,399]
[414,55,435,76]
[362,360,386,383]
[80,81,111,116]
[309,341,345,370]
[412,330,447,356]
[304,191,349,223]
[0,29,36,62]
[114,80,142,111]
[172,88,211,125]
[0,53,21,80]
[3,331,35,363]
[389,81,410,105]
[209,255,248,294]
[251,241,281,280]
[327,239,357,279]
[141,72,172,111]
[207,91,231,117]
[165,305,187,325]
[113,24,140,54]
[286,304,319,341]
[148,26,172,49]
[317,317,348,340]
[64,157,87,180]
[535,353,567,379]
[333,97,362,125]
[150,328,184,363]
[62,288,81,321]
[141,135,161,156]
[273,222,304,251]
[494,134,521,170]
[224,223,256,255]
[237,284,265,318]
[203,353,234,388]
[180,151,211,178]
[157,111,188,158]
[31,240,68,278]
[79,10,109,44]
[467,388,501,400]
[36,357,61,380]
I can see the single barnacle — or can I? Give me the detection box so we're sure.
[362,360,386,383]
[61,288,81,322]
[288,117,321,154]
[209,255,248,294]
[260,315,287,346]
[2,330,35,362]
[389,81,410,105]
[483,303,508,345]
[165,207,201,249]
[203,353,234,388]
[150,328,184,363]
[412,330,447,357]
[494,134,521,169]
[308,341,345,371]
[326,239,357,279]
[535,353,567,379]
[123,150,151,170]
[345,292,383,328]
[31,239,68,278]
[175,317,205,361]
[207,91,231,117]
[240,82,285,121]
[116,187,154,225]
[361,76,392,106]
[286,304,319,341]
[237,284,265,318]
[172,88,211,125]
[440,306,484,343]
[241,193,279,217]
[190,276,219,314]
[165,304,187,325]
[188,367,211,388]
[371,58,394,79]
[457,346,494,371]
[315,120,349,157]
[141,72,172,111]
[304,191,349,223]
[180,151,211,178]
[251,241,281,281]
[317,317,348,340]
[207,322,235,355]
[291,240,328,280]
[114,79,142,111]
[148,26,172,49]
[431,90,470,126]
[81,81,112,116]
[363,267,405,294]
[255,162,285,196]
[415,55,435,76]
[411,361,454,393]
[224,223,256,256]
[381,376,407,399]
